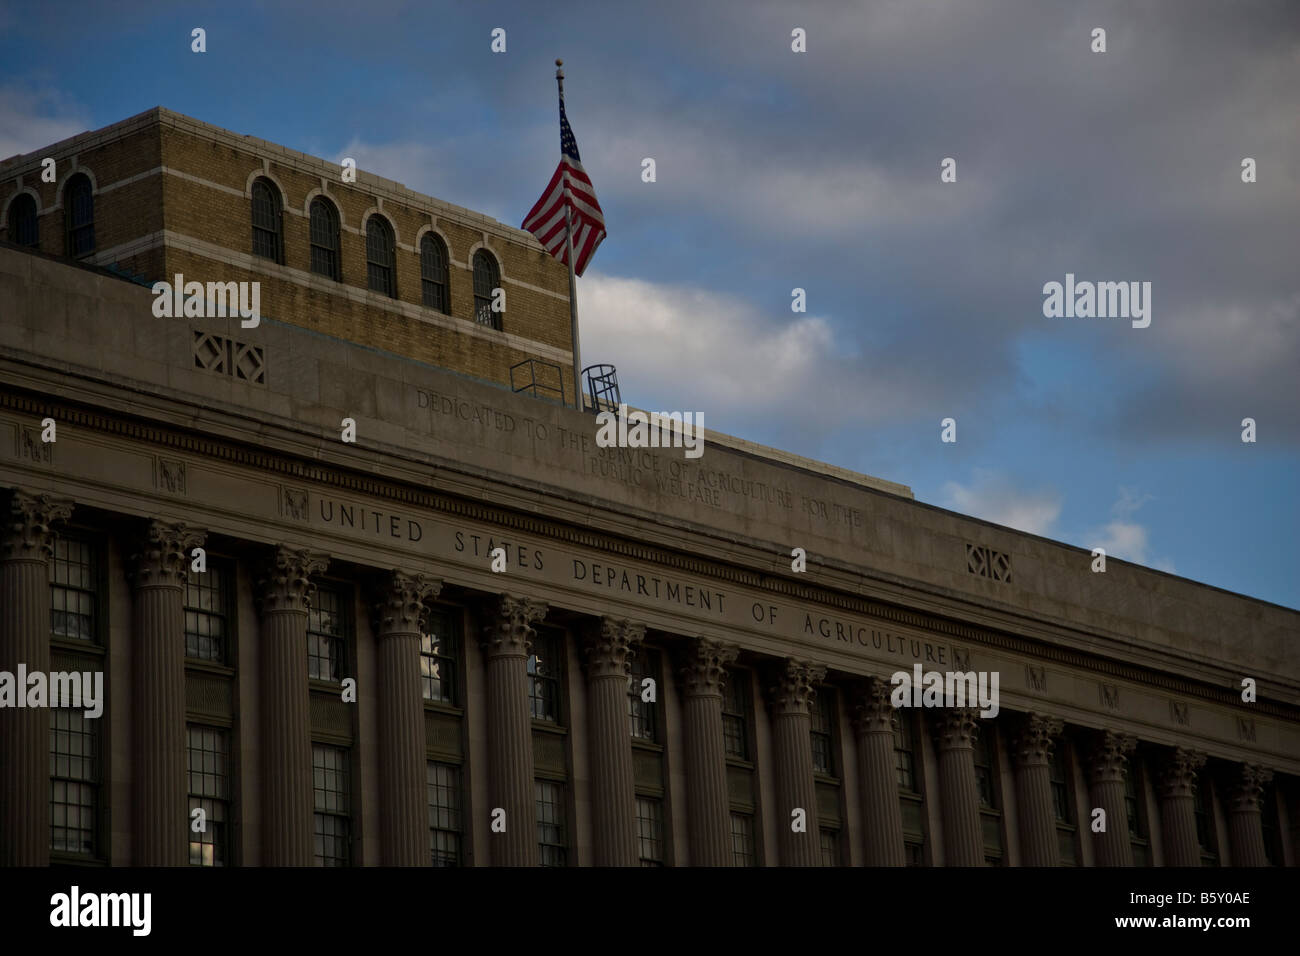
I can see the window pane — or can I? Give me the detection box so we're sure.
[473,251,501,329]
[367,217,396,297]
[49,535,98,642]
[428,762,463,866]
[185,563,231,662]
[309,198,340,280]
[313,745,351,866]
[420,234,449,312]
[536,780,567,867]
[11,194,39,247]
[528,631,562,723]
[722,670,748,759]
[66,176,94,257]
[307,584,347,682]
[420,609,461,704]
[628,648,659,741]
[635,797,663,866]
[251,179,281,261]
[188,726,230,866]
[49,708,98,855]
[730,813,755,866]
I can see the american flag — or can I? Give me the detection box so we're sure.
[522,91,605,277]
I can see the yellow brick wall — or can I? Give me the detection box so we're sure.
[2,114,577,397]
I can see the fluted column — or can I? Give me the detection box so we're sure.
[1086,731,1136,866]
[932,707,984,866]
[851,677,907,866]
[372,571,441,866]
[581,617,644,866]
[678,637,739,866]
[0,490,73,866]
[1012,713,1064,867]
[766,658,825,866]
[1226,764,1272,867]
[479,593,547,866]
[255,546,328,865]
[129,520,205,865]
[1156,748,1206,867]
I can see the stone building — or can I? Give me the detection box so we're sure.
[0,110,1296,866]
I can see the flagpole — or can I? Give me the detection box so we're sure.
[557,59,583,411]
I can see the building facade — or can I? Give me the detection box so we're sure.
[0,112,1297,867]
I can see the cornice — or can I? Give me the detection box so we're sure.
[2,385,1297,724]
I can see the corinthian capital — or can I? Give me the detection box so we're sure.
[1011,713,1065,768]
[129,520,206,587]
[930,707,980,752]
[371,570,442,636]
[1086,731,1137,784]
[582,617,645,680]
[256,546,329,613]
[850,676,897,735]
[480,593,548,657]
[1,489,73,561]
[766,658,827,717]
[1156,748,1207,799]
[678,637,739,697]
[1227,764,1272,814]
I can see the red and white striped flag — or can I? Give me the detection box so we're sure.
[522,92,605,276]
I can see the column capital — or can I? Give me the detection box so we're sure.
[678,637,739,697]
[1011,713,1065,768]
[255,545,329,614]
[1156,748,1207,798]
[371,570,442,636]
[479,593,548,657]
[1227,764,1272,813]
[930,707,980,752]
[765,658,826,717]
[850,676,898,735]
[128,519,206,587]
[1086,730,1137,784]
[1,489,73,561]
[581,617,645,680]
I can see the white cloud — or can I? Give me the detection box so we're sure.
[577,271,934,438]
[1083,489,1174,572]
[0,86,90,163]
[937,469,1062,535]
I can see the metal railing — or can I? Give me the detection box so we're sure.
[510,358,567,405]
[583,364,621,414]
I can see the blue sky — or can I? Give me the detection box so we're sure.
[2,0,1296,607]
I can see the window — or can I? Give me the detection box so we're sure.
[309,197,341,280]
[64,173,94,258]
[420,608,461,705]
[810,687,835,775]
[420,233,450,313]
[635,797,664,866]
[1193,772,1217,866]
[250,177,282,263]
[472,250,501,329]
[9,193,38,248]
[819,828,840,866]
[628,647,659,741]
[528,630,562,723]
[730,812,756,866]
[894,712,918,793]
[536,779,567,867]
[307,584,347,682]
[974,727,998,809]
[366,215,397,297]
[974,726,1003,863]
[1050,745,1078,865]
[1125,761,1151,866]
[722,669,749,760]
[905,843,924,867]
[50,708,98,855]
[49,534,98,642]
[428,762,463,867]
[187,726,231,866]
[185,562,231,663]
[312,745,351,866]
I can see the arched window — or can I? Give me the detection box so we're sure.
[420,233,449,313]
[366,215,396,297]
[473,250,501,329]
[309,197,341,280]
[250,178,283,262]
[64,174,94,258]
[8,194,38,248]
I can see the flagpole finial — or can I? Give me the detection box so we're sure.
[555,59,564,80]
